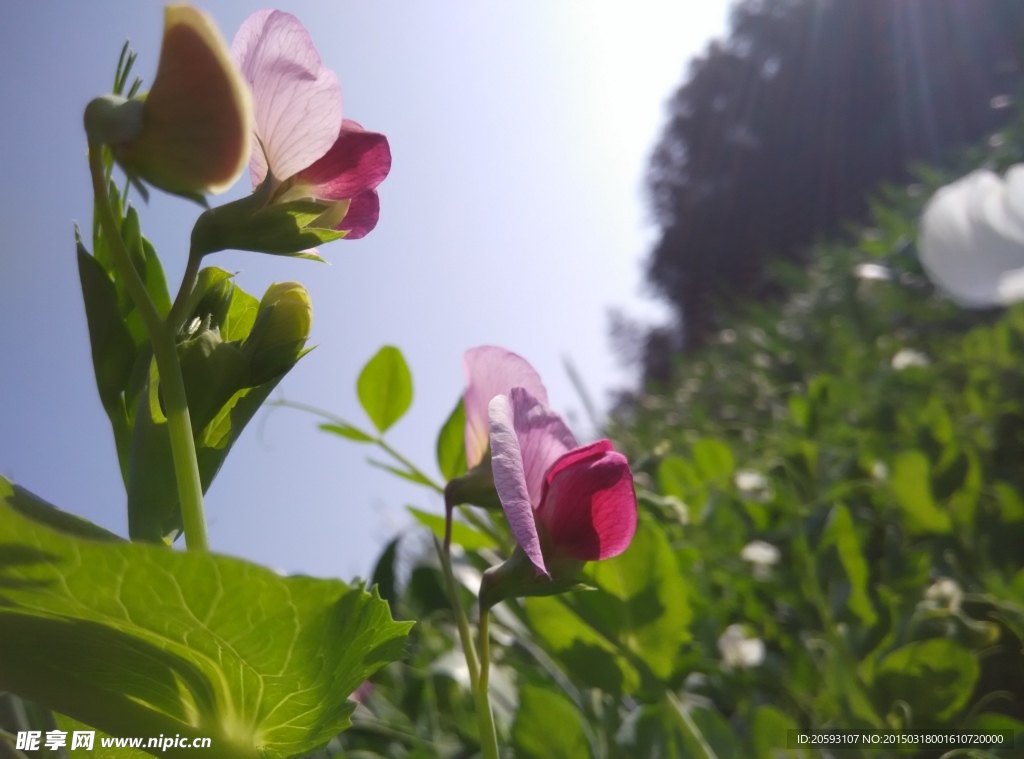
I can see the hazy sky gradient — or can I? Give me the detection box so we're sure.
[0,1,729,578]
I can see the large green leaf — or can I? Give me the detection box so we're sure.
[512,685,590,759]
[357,346,413,434]
[874,639,979,722]
[692,438,734,484]
[580,520,693,681]
[525,521,690,693]
[524,594,640,695]
[0,494,412,759]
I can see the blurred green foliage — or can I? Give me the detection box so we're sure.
[332,119,1024,758]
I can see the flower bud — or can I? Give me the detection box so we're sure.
[243,282,313,385]
[87,6,252,201]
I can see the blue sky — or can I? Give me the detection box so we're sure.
[0,1,729,578]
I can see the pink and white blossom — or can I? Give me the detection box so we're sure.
[231,11,390,239]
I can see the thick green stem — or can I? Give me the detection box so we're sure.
[88,143,209,551]
[476,609,500,759]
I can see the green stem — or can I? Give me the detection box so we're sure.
[166,244,203,335]
[666,691,718,759]
[88,143,209,551]
[376,437,444,494]
[270,399,445,493]
[434,537,480,688]
[476,608,500,759]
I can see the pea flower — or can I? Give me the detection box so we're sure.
[891,348,929,370]
[740,540,780,580]
[443,347,550,540]
[918,166,1024,307]
[854,263,892,281]
[717,624,765,669]
[488,387,637,580]
[921,577,963,613]
[463,346,549,470]
[85,6,252,200]
[735,469,772,502]
[231,10,391,239]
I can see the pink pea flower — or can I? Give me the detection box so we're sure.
[488,387,637,577]
[462,346,549,469]
[231,10,391,239]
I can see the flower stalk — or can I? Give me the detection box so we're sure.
[88,143,209,551]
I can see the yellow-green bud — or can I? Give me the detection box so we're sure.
[244,282,313,385]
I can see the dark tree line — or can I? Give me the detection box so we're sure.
[643,0,1024,369]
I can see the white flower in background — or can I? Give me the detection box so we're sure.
[718,624,765,669]
[922,577,963,613]
[735,469,768,492]
[735,469,772,502]
[891,348,930,370]
[918,165,1024,308]
[871,460,889,482]
[855,263,892,281]
[741,540,780,580]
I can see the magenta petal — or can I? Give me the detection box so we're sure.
[298,120,392,199]
[537,440,637,562]
[488,394,547,576]
[507,387,578,507]
[463,346,549,469]
[335,190,380,239]
[231,10,342,185]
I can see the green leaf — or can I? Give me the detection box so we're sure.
[407,506,496,551]
[0,476,120,543]
[821,504,877,626]
[370,537,400,610]
[319,422,376,443]
[581,520,692,681]
[692,438,734,483]
[512,685,591,759]
[436,397,467,481]
[357,346,413,434]
[54,714,153,759]
[77,242,136,412]
[524,595,640,695]
[128,276,294,542]
[874,639,979,722]
[657,456,707,517]
[0,495,412,759]
[752,706,806,759]
[366,459,434,488]
[890,450,952,534]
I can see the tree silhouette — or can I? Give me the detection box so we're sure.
[645,0,1024,353]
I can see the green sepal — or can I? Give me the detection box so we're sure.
[0,490,412,759]
[479,545,590,612]
[444,455,502,511]
[191,176,343,258]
